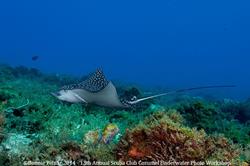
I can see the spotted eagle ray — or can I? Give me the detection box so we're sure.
[51,69,235,108]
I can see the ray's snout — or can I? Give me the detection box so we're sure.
[50,89,85,103]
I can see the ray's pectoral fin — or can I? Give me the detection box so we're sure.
[77,68,109,93]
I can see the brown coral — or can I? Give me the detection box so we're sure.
[115,111,241,162]
[61,142,87,161]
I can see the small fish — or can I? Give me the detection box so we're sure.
[32,55,39,61]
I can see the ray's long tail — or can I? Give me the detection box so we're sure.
[128,85,236,105]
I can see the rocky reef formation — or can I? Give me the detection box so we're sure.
[116,110,242,164]
[0,64,249,165]
[176,100,250,145]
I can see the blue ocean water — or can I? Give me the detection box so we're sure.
[0,1,249,99]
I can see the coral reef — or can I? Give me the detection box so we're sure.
[60,142,87,161]
[2,133,33,155]
[116,110,242,164]
[83,123,120,145]
[0,64,249,165]
[176,100,222,132]
[83,130,101,145]
[176,99,250,145]
[221,99,250,123]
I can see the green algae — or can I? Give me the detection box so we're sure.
[175,99,250,145]
[0,64,249,165]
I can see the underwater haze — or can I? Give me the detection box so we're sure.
[1,1,250,165]
[0,0,250,99]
